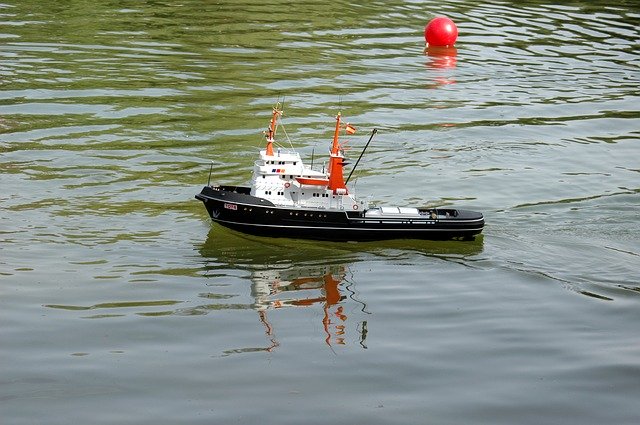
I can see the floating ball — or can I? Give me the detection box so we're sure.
[424,16,458,47]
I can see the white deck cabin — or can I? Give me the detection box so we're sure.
[249,148,366,211]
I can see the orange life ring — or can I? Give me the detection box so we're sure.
[284,182,291,188]
[353,204,359,210]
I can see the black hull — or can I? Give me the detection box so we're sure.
[195,185,484,242]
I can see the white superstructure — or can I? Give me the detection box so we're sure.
[248,105,367,212]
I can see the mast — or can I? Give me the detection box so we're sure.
[328,112,348,193]
[265,105,282,156]
[331,112,342,155]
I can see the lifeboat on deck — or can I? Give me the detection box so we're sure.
[295,177,330,186]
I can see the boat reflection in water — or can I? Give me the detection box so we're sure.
[198,226,483,353]
[251,265,367,350]
[198,227,372,352]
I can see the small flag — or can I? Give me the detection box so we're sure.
[345,123,356,135]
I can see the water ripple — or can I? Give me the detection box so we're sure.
[2,2,640,424]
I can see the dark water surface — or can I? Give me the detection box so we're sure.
[2,1,639,424]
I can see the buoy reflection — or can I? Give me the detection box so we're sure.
[424,46,457,87]
[424,46,457,70]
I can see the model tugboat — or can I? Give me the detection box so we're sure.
[195,105,484,241]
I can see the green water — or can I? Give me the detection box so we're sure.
[2,1,639,424]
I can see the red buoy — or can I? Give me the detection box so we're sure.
[424,16,458,47]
